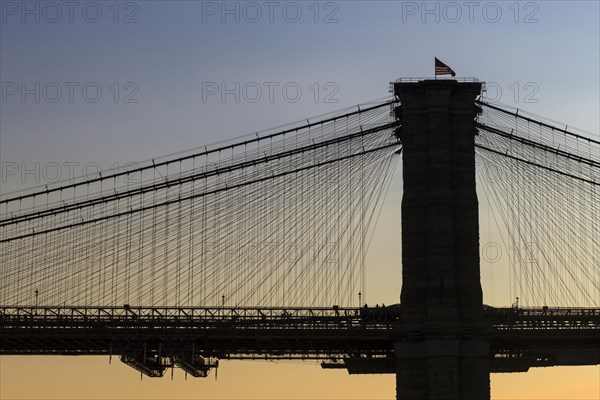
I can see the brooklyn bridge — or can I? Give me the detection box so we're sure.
[1,78,598,399]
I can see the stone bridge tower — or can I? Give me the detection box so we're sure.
[393,79,489,399]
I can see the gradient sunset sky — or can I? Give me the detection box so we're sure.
[1,1,599,399]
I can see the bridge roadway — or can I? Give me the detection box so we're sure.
[1,305,599,377]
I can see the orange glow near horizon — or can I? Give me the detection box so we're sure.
[1,356,599,399]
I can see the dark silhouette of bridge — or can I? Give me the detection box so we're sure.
[1,78,599,399]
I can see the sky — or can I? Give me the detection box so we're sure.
[1,0,599,399]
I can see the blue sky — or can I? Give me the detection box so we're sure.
[1,1,598,192]
[1,2,599,399]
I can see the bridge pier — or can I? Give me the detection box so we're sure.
[393,79,488,399]
[394,338,490,399]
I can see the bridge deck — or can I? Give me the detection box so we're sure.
[2,306,599,357]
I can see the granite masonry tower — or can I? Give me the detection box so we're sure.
[393,79,489,399]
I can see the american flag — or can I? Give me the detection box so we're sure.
[435,57,456,77]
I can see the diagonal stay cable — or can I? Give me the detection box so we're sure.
[0,142,400,244]
[476,123,600,169]
[476,145,599,187]
[476,100,600,146]
[0,100,398,205]
[0,122,398,227]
